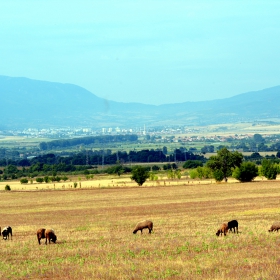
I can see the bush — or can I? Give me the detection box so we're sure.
[232,162,258,182]
[163,163,172,170]
[149,173,158,181]
[20,178,28,184]
[44,176,50,183]
[62,176,69,181]
[167,170,175,179]
[73,182,78,188]
[151,165,160,171]
[189,169,198,179]
[261,159,278,180]
[196,166,213,179]
[36,178,44,183]
[5,184,11,191]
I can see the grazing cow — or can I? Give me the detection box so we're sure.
[2,226,12,240]
[268,222,280,232]
[133,220,153,234]
[37,228,57,245]
[228,220,238,234]
[216,223,228,237]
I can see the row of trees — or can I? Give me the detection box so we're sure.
[128,148,279,186]
[189,148,279,182]
[39,134,138,150]
[0,149,205,167]
[1,147,279,185]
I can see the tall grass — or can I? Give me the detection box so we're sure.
[1,180,280,279]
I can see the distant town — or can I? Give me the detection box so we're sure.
[0,125,264,144]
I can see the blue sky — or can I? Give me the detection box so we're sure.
[1,0,280,105]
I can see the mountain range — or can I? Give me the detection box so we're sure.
[0,75,279,129]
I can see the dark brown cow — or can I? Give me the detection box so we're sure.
[37,228,57,245]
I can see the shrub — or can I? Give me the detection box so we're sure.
[171,163,178,170]
[232,162,258,182]
[44,176,50,183]
[36,178,44,183]
[20,178,28,184]
[175,169,182,179]
[151,165,160,171]
[149,173,158,181]
[62,176,69,181]
[163,163,172,170]
[167,170,175,179]
[261,159,278,180]
[5,184,11,191]
[189,169,198,179]
[73,182,78,188]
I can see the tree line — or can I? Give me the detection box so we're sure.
[1,148,280,186]
[39,134,138,150]
[0,149,204,167]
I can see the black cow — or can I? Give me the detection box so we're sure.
[228,220,238,234]
[1,226,12,240]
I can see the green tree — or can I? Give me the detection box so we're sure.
[131,166,150,186]
[261,159,278,180]
[232,162,258,182]
[253,133,264,143]
[207,148,243,182]
[183,160,203,169]
[4,164,18,174]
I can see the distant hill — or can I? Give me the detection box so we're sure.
[0,75,279,129]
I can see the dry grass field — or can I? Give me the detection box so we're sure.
[1,178,280,279]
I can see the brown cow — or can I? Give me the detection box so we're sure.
[268,222,280,232]
[216,223,228,236]
[37,228,57,245]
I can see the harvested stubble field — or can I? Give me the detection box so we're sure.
[1,179,280,279]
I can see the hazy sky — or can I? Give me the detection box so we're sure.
[1,1,280,105]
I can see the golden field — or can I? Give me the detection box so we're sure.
[1,177,280,279]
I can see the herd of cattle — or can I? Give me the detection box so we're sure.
[1,219,280,244]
